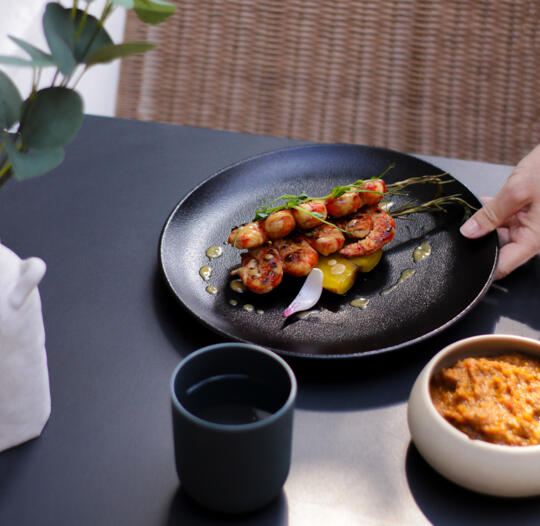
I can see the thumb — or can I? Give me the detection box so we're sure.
[459,199,506,238]
[460,181,529,239]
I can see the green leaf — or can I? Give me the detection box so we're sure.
[0,70,23,129]
[43,3,77,75]
[0,55,36,67]
[110,0,134,7]
[134,0,177,24]
[3,132,64,181]
[8,36,56,67]
[72,11,113,64]
[20,87,83,149]
[86,42,155,66]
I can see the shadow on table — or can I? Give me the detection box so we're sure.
[166,488,288,526]
[152,267,222,356]
[286,258,539,412]
[405,443,540,525]
[152,258,539,414]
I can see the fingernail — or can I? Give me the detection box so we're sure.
[460,218,481,237]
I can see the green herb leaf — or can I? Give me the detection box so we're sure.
[3,132,64,181]
[43,3,77,75]
[87,42,155,66]
[134,0,177,24]
[8,36,56,67]
[20,87,83,149]
[0,70,23,129]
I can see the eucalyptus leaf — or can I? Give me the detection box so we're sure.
[87,42,155,66]
[134,0,177,24]
[0,56,36,67]
[0,71,23,129]
[3,132,64,181]
[43,3,77,75]
[72,11,113,63]
[20,88,83,150]
[110,0,134,7]
[8,36,56,67]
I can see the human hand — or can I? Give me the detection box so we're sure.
[460,144,540,280]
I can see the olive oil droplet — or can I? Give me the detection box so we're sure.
[206,286,218,295]
[350,297,370,309]
[413,241,432,262]
[206,246,223,259]
[230,279,247,293]
[243,304,254,312]
[199,266,212,281]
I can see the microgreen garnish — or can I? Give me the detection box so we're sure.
[251,166,475,229]
[290,205,349,234]
[253,163,395,221]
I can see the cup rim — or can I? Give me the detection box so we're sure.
[418,333,540,453]
[170,343,297,431]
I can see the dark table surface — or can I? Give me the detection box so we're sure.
[0,116,539,526]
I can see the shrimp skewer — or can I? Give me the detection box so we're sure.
[263,209,296,239]
[303,223,345,256]
[326,192,363,218]
[230,246,283,294]
[228,179,388,250]
[360,179,386,206]
[337,211,373,240]
[228,221,269,249]
[274,236,319,277]
[292,200,328,230]
[339,206,395,257]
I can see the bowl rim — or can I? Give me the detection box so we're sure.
[418,333,540,453]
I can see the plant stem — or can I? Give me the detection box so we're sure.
[51,69,60,87]
[0,162,13,189]
[71,65,88,89]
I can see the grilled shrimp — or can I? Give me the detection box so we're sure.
[339,206,395,257]
[274,236,319,276]
[325,191,362,218]
[230,246,283,294]
[303,223,345,256]
[292,200,328,229]
[337,211,374,239]
[228,221,269,249]
[361,179,387,206]
[264,209,296,239]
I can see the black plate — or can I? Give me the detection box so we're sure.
[160,144,497,359]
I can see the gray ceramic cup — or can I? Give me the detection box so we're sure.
[170,343,297,514]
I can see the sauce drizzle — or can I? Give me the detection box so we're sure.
[380,269,416,296]
[206,246,223,259]
[199,265,212,281]
[413,241,432,262]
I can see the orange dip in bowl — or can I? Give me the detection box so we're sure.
[430,353,540,446]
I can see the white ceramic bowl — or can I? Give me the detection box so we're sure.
[408,334,540,497]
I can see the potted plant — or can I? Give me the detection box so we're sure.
[0,0,176,452]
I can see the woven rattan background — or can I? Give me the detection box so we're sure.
[116,1,539,164]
